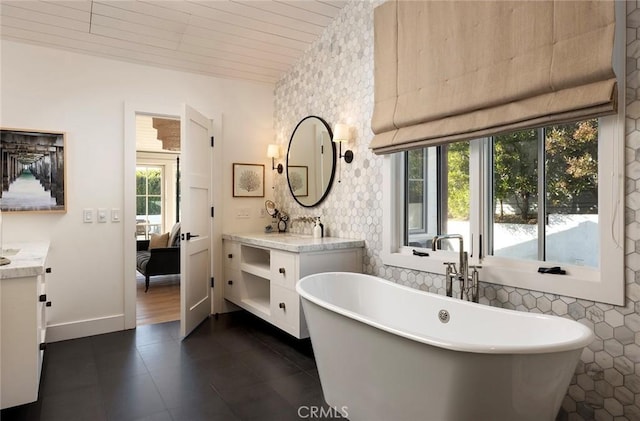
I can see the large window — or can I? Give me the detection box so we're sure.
[136,166,163,240]
[404,120,599,266]
[387,115,623,305]
[382,0,624,305]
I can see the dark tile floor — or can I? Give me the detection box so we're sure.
[1,312,342,421]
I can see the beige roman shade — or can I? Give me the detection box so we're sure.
[371,0,617,155]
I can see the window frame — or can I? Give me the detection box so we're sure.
[480,115,623,304]
[405,148,428,237]
[404,147,443,247]
[381,2,626,305]
[486,124,600,265]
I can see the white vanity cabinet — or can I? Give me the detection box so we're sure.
[0,243,50,410]
[222,234,364,338]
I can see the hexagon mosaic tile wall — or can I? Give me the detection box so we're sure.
[274,1,640,420]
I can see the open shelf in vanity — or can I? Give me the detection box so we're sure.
[238,244,271,316]
[222,233,364,338]
[242,271,271,317]
[240,244,271,279]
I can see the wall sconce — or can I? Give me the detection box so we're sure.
[333,124,354,163]
[267,144,283,174]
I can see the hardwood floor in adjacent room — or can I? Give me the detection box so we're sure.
[136,273,180,326]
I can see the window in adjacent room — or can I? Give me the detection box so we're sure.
[136,166,163,240]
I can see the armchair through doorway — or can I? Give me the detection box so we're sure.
[136,222,181,292]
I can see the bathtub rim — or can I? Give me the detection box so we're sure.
[296,272,595,355]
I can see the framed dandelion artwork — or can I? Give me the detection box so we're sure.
[232,163,264,197]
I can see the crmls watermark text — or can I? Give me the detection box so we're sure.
[297,405,349,419]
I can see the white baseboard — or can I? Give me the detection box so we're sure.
[221,300,242,314]
[46,314,125,342]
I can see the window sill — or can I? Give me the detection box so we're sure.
[381,249,452,275]
[381,250,624,305]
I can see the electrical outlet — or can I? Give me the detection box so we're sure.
[83,208,93,223]
[97,208,107,223]
[236,208,250,219]
[259,208,266,218]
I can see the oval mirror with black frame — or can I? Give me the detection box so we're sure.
[286,116,336,207]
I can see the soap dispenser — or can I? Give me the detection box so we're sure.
[313,217,323,238]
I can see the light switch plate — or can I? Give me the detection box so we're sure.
[236,208,250,219]
[83,208,93,223]
[97,208,107,223]
[111,208,120,222]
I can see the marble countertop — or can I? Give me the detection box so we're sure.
[222,233,365,253]
[0,242,50,279]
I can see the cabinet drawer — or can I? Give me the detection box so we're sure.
[223,269,245,302]
[270,285,300,334]
[270,251,298,288]
[223,241,240,270]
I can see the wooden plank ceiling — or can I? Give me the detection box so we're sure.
[0,1,347,84]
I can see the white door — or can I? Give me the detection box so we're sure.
[180,104,213,338]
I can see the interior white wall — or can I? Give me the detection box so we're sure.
[1,40,274,340]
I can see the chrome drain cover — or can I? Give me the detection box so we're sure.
[438,309,450,323]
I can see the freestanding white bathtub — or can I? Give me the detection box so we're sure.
[296,272,594,421]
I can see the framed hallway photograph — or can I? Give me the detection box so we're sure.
[233,163,264,197]
[288,165,308,197]
[0,128,67,213]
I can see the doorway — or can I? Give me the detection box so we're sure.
[135,115,181,326]
[124,102,222,338]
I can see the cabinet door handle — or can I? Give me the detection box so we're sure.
[45,268,52,273]
[39,343,47,351]
[278,302,286,310]
[228,280,233,285]
[39,294,47,302]
[279,268,285,274]
[46,301,52,307]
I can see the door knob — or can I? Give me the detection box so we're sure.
[185,232,200,240]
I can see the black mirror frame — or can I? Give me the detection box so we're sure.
[286,115,336,208]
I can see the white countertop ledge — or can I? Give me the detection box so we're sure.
[0,242,50,279]
[222,233,365,253]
